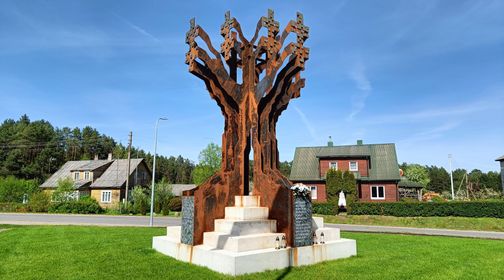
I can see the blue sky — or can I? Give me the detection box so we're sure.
[0,0,503,172]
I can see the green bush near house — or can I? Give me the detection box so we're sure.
[0,176,39,203]
[132,186,150,215]
[350,201,504,218]
[27,191,51,212]
[167,196,182,212]
[0,202,27,212]
[313,202,338,215]
[48,197,103,214]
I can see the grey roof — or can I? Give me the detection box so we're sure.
[290,143,401,182]
[70,160,111,171]
[90,159,144,188]
[171,184,197,196]
[496,155,504,161]
[41,159,146,189]
[40,160,111,188]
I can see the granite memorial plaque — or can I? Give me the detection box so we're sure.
[181,196,194,245]
[293,196,312,247]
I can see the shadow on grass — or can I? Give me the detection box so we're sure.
[275,266,292,280]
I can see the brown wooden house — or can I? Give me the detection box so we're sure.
[290,139,421,202]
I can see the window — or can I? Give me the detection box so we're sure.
[349,161,358,171]
[329,161,338,170]
[101,190,112,203]
[84,171,90,180]
[371,185,385,200]
[74,172,79,180]
[310,186,317,200]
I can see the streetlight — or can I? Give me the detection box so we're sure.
[150,117,167,227]
[449,154,455,200]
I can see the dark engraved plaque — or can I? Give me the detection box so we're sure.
[181,196,195,245]
[293,196,312,247]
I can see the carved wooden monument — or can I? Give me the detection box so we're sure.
[183,10,309,246]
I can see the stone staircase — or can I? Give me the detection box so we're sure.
[153,195,356,276]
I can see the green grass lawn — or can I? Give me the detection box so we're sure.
[317,214,504,232]
[1,225,503,279]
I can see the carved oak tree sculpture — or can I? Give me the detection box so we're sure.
[184,10,309,246]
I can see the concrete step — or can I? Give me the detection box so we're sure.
[204,231,282,252]
[225,206,269,220]
[315,227,340,243]
[312,217,324,229]
[166,226,181,240]
[214,219,277,235]
[234,196,260,207]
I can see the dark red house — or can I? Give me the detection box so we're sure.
[290,139,417,202]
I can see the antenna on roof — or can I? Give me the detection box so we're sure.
[328,136,333,147]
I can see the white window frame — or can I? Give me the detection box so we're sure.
[74,172,79,180]
[310,186,317,200]
[370,185,385,200]
[349,161,358,172]
[84,171,90,180]
[101,190,112,203]
[329,161,338,170]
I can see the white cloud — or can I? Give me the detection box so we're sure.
[293,105,319,143]
[347,60,372,120]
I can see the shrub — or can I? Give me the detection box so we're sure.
[27,192,51,212]
[167,197,182,212]
[0,176,39,203]
[52,178,77,202]
[349,201,504,218]
[48,197,103,214]
[0,202,27,212]
[154,179,173,214]
[313,202,338,215]
[132,186,149,215]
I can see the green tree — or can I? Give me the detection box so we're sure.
[131,186,149,215]
[52,178,76,202]
[405,164,430,189]
[325,169,342,201]
[427,166,450,193]
[154,178,173,214]
[279,161,292,178]
[192,143,221,185]
[0,176,39,203]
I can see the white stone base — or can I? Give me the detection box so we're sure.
[153,233,357,276]
[152,196,357,276]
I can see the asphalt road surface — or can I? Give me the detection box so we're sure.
[0,213,180,227]
[2,213,504,240]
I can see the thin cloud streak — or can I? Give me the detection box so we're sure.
[347,61,372,120]
[293,105,319,144]
[113,13,161,42]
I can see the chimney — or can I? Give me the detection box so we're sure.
[357,140,363,145]
[94,154,99,161]
[328,136,334,147]
[107,153,113,161]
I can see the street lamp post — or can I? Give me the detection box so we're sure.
[150,117,167,227]
[449,154,455,200]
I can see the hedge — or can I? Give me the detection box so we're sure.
[349,201,504,218]
[313,202,338,215]
[48,197,104,214]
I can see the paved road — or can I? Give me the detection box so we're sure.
[0,213,180,227]
[324,223,504,240]
[2,213,504,240]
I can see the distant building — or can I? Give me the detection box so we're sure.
[171,184,197,196]
[496,155,504,194]
[290,139,422,202]
[40,157,151,208]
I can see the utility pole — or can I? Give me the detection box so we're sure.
[449,154,455,200]
[125,131,132,203]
